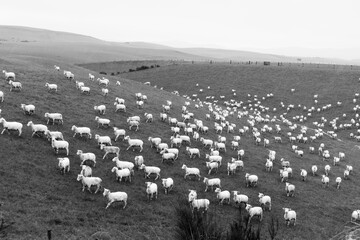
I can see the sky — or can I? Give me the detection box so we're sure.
[1,0,360,60]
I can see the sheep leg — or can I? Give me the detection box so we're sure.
[94,185,100,194]
[139,146,143,152]
[126,146,132,151]
[102,152,108,160]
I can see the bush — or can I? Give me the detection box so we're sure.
[99,71,107,75]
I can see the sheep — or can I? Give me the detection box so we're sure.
[206,161,219,175]
[80,86,90,94]
[176,134,191,145]
[140,164,161,180]
[94,105,106,115]
[280,169,289,182]
[188,193,210,213]
[3,70,15,80]
[27,121,48,137]
[51,137,69,155]
[193,131,200,141]
[44,113,63,125]
[77,150,96,167]
[295,149,304,157]
[300,169,307,181]
[71,125,91,139]
[20,104,35,115]
[285,183,295,197]
[111,167,131,182]
[144,113,153,123]
[97,78,109,87]
[45,130,64,142]
[231,158,244,171]
[136,100,144,109]
[101,88,109,96]
[0,118,23,136]
[232,191,249,206]
[200,138,213,148]
[333,156,340,166]
[162,178,174,194]
[145,182,158,201]
[210,148,219,156]
[168,117,177,126]
[75,81,84,89]
[160,148,179,160]
[280,158,290,168]
[214,188,230,205]
[344,170,350,180]
[157,143,169,152]
[64,71,74,80]
[205,154,222,166]
[325,165,331,176]
[283,208,296,226]
[88,73,95,80]
[80,165,92,177]
[237,149,245,160]
[186,147,200,159]
[245,173,258,187]
[159,113,167,122]
[336,177,342,189]
[45,83,57,92]
[161,152,176,163]
[103,188,127,209]
[203,177,221,192]
[311,165,318,176]
[100,145,119,159]
[134,155,144,169]
[76,174,102,194]
[0,91,3,103]
[263,138,270,147]
[339,152,345,161]
[351,210,360,222]
[95,134,112,146]
[113,127,126,141]
[163,105,171,113]
[246,204,263,223]
[127,120,140,131]
[265,159,273,172]
[182,164,201,180]
[274,136,282,143]
[346,165,353,174]
[148,137,162,148]
[227,162,237,175]
[124,136,143,152]
[112,157,135,172]
[322,175,330,187]
[214,141,226,152]
[258,193,271,211]
[8,80,22,91]
[95,116,110,128]
[58,157,70,174]
[170,136,182,148]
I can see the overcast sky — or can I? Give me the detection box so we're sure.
[1,0,360,59]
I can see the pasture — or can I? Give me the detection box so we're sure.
[1,56,360,240]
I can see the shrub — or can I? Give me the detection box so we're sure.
[99,71,107,75]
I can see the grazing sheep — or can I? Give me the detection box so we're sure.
[127,119,140,131]
[325,165,331,176]
[162,178,174,194]
[205,154,222,166]
[76,174,102,194]
[144,113,153,123]
[101,88,109,96]
[44,113,63,125]
[283,208,296,226]
[140,164,161,180]
[344,170,350,180]
[58,157,70,174]
[311,165,318,176]
[112,158,135,172]
[265,159,273,172]
[100,145,119,159]
[71,125,91,139]
[232,191,248,206]
[51,137,69,155]
[27,121,48,137]
[333,156,340,166]
[3,70,15,80]
[80,165,92,177]
[227,162,237,175]
[203,177,221,192]
[160,148,179,160]
[161,152,176,163]
[45,130,64,142]
[188,192,210,213]
[322,175,330,187]
[231,158,244,171]
[148,137,162,148]
[95,134,112,146]
[94,105,106,115]
[176,134,191,145]
[214,188,230,205]
[206,161,219,175]
[200,138,213,148]
[77,150,96,167]
[124,136,143,152]
[339,152,345,161]
[157,143,169,153]
[280,169,289,182]
[182,164,201,180]
[20,104,35,115]
[245,173,258,187]
[75,81,84,89]
[45,83,57,92]
[111,167,131,182]
[186,147,200,159]
[145,182,158,201]
[336,177,342,189]
[170,136,182,148]
[280,158,290,168]
[285,183,295,197]
[159,113,167,122]
[97,78,109,87]
[80,86,90,94]
[246,204,263,223]
[237,149,245,160]
[88,73,95,80]
[103,188,127,209]
[95,116,110,128]
[346,165,353,174]
[351,210,360,222]
[113,127,126,141]
[8,80,22,91]
[258,193,271,211]
[134,155,144,169]
[300,169,307,181]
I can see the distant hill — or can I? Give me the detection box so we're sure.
[0,25,356,65]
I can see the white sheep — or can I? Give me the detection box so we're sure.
[339,152,345,161]
[114,103,126,112]
[344,170,350,180]
[97,78,109,86]
[101,88,109,96]
[27,121,48,137]
[280,158,290,168]
[134,155,144,169]
[71,125,91,139]
[159,113,167,122]
[210,148,219,156]
[232,191,248,206]
[136,100,144,109]
[283,208,296,226]
[206,162,219,175]
[311,165,318,176]
[160,148,179,160]
[100,145,119,159]
[333,156,340,166]
[45,83,58,92]
[214,141,226,152]
[145,182,158,201]
[265,159,273,172]
[44,113,63,125]
[336,177,342,189]
[45,130,64,142]
[127,120,140,131]
[246,204,263,223]
[94,105,106,115]
[161,152,176,163]
[76,174,102,194]
[295,149,304,157]
[0,118,23,136]
[162,178,174,194]
[111,167,131,182]
[237,149,245,160]
[245,173,258,187]
[170,136,182,148]
[124,136,143,152]
[205,154,222,166]
[186,147,200,159]
[80,165,92,177]
[351,210,360,222]
[322,175,329,187]
[258,193,271,211]
[103,188,127,209]
[77,150,96,167]
[176,134,191,145]
[157,143,169,153]
[3,70,15,80]
[148,137,162,148]
[115,97,125,104]
[95,116,110,128]
[285,183,295,197]
[346,165,353,174]
[214,188,230,205]
[0,91,3,102]
[188,191,210,213]
[231,158,244,171]
[113,127,126,141]
[58,157,70,174]
[182,164,201,180]
[140,164,161,180]
[80,86,90,94]
[200,138,213,148]
[300,169,307,181]
[51,137,69,155]
[280,169,289,182]
[112,157,135,172]
[227,162,237,175]
[75,81,84,89]
[144,113,153,123]
[8,79,21,91]
[325,165,331,176]
[95,134,112,146]
[88,73,95,81]
[20,104,35,115]
[203,177,221,192]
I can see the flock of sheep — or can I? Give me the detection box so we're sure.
[2,64,360,233]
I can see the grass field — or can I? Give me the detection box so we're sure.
[1,51,360,240]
